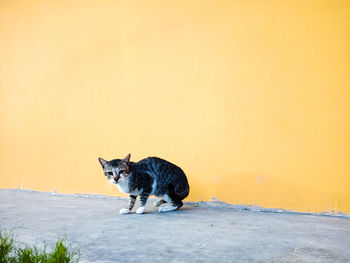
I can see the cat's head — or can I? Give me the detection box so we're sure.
[98,154,131,184]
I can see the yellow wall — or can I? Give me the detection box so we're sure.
[1,0,349,213]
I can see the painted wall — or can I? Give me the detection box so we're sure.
[1,0,349,213]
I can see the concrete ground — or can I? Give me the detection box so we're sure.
[0,190,349,263]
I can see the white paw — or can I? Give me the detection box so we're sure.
[158,205,177,213]
[119,208,130,215]
[136,207,145,214]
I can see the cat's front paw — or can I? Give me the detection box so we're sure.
[136,207,145,214]
[120,208,131,215]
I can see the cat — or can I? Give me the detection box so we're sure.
[98,154,190,214]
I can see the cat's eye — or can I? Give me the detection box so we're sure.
[107,172,113,176]
[118,170,125,175]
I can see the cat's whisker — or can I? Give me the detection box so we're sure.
[106,180,114,186]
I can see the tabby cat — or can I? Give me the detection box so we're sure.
[98,154,190,214]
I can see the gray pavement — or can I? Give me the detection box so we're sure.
[0,189,349,263]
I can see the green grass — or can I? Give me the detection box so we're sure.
[0,230,79,263]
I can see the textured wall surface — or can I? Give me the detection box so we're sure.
[0,0,349,213]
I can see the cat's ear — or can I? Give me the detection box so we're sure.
[122,153,131,164]
[98,157,108,168]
